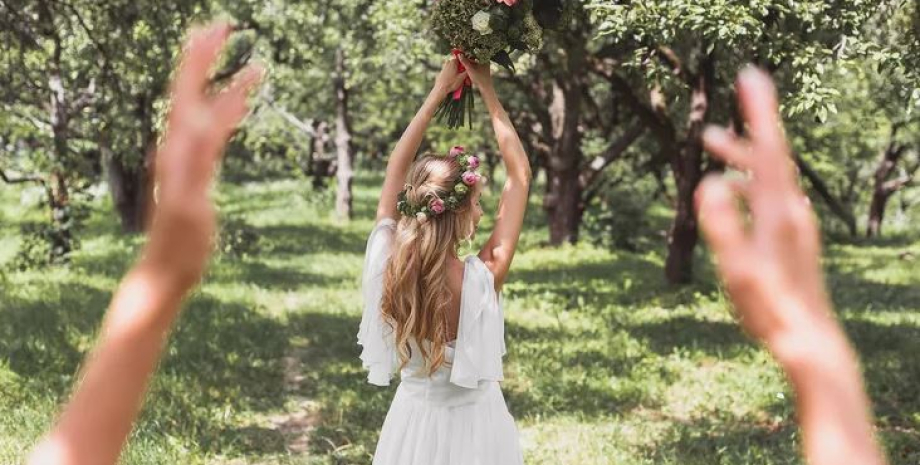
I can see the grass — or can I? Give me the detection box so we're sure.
[1,173,919,464]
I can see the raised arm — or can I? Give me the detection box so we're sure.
[376,58,468,221]
[458,56,532,290]
[27,23,262,465]
[697,68,885,465]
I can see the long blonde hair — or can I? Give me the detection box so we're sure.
[381,154,478,375]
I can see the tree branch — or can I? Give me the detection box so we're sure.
[580,122,646,191]
[0,168,47,186]
[590,57,675,142]
[794,154,857,235]
[655,46,693,84]
[259,90,317,138]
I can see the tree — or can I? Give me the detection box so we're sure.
[588,0,880,284]
[0,0,209,257]
[499,4,647,245]
[788,1,920,239]
[1,0,109,260]
[223,0,427,220]
[98,3,209,232]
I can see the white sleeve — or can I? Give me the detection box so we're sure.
[357,218,399,386]
[450,257,506,389]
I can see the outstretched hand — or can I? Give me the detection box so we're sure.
[697,68,831,354]
[697,67,885,465]
[28,22,263,465]
[146,23,263,293]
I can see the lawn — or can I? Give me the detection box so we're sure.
[1,173,918,464]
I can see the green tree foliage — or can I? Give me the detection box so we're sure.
[587,0,884,283]
[0,1,208,267]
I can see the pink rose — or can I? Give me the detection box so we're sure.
[467,156,480,169]
[497,0,518,5]
[430,198,446,214]
[462,171,479,186]
[449,146,465,158]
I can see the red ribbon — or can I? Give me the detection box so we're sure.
[451,49,473,101]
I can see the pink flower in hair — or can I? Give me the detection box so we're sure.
[449,146,465,158]
[430,198,446,214]
[467,155,480,169]
[497,0,518,5]
[462,171,479,186]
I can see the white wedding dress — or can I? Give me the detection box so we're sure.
[358,218,524,465]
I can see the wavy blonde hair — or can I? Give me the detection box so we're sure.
[381,154,479,375]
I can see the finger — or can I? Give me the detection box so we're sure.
[174,22,232,101]
[703,126,754,171]
[450,71,469,89]
[697,175,750,271]
[736,67,782,147]
[212,64,265,141]
[457,54,473,70]
[735,68,797,183]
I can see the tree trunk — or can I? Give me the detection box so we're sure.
[48,56,74,261]
[312,121,330,190]
[665,55,714,285]
[543,57,586,245]
[866,190,889,238]
[333,48,354,220]
[106,94,156,233]
[105,151,152,233]
[867,133,909,238]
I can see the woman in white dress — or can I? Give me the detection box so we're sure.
[358,54,532,465]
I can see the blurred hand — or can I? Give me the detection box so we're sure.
[145,23,263,293]
[457,54,493,91]
[432,57,469,96]
[697,68,835,358]
[698,67,886,465]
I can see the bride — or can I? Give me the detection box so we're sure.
[357,54,532,465]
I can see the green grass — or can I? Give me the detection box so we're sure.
[1,174,918,464]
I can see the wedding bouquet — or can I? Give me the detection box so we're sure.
[430,0,564,129]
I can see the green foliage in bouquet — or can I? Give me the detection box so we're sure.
[430,0,545,65]
[429,0,562,129]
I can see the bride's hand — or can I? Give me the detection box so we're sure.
[432,57,469,96]
[457,54,493,91]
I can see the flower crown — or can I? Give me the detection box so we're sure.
[397,146,482,223]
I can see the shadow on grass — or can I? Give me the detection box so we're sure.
[208,259,349,291]
[71,242,138,279]
[508,254,720,310]
[0,279,293,457]
[842,319,920,437]
[142,293,291,454]
[0,282,110,394]
[640,416,799,464]
[827,271,920,314]
[630,317,752,358]
[502,320,671,420]
[256,223,367,257]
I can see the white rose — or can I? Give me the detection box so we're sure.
[471,10,493,36]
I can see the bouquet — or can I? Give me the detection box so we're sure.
[430,0,564,129]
